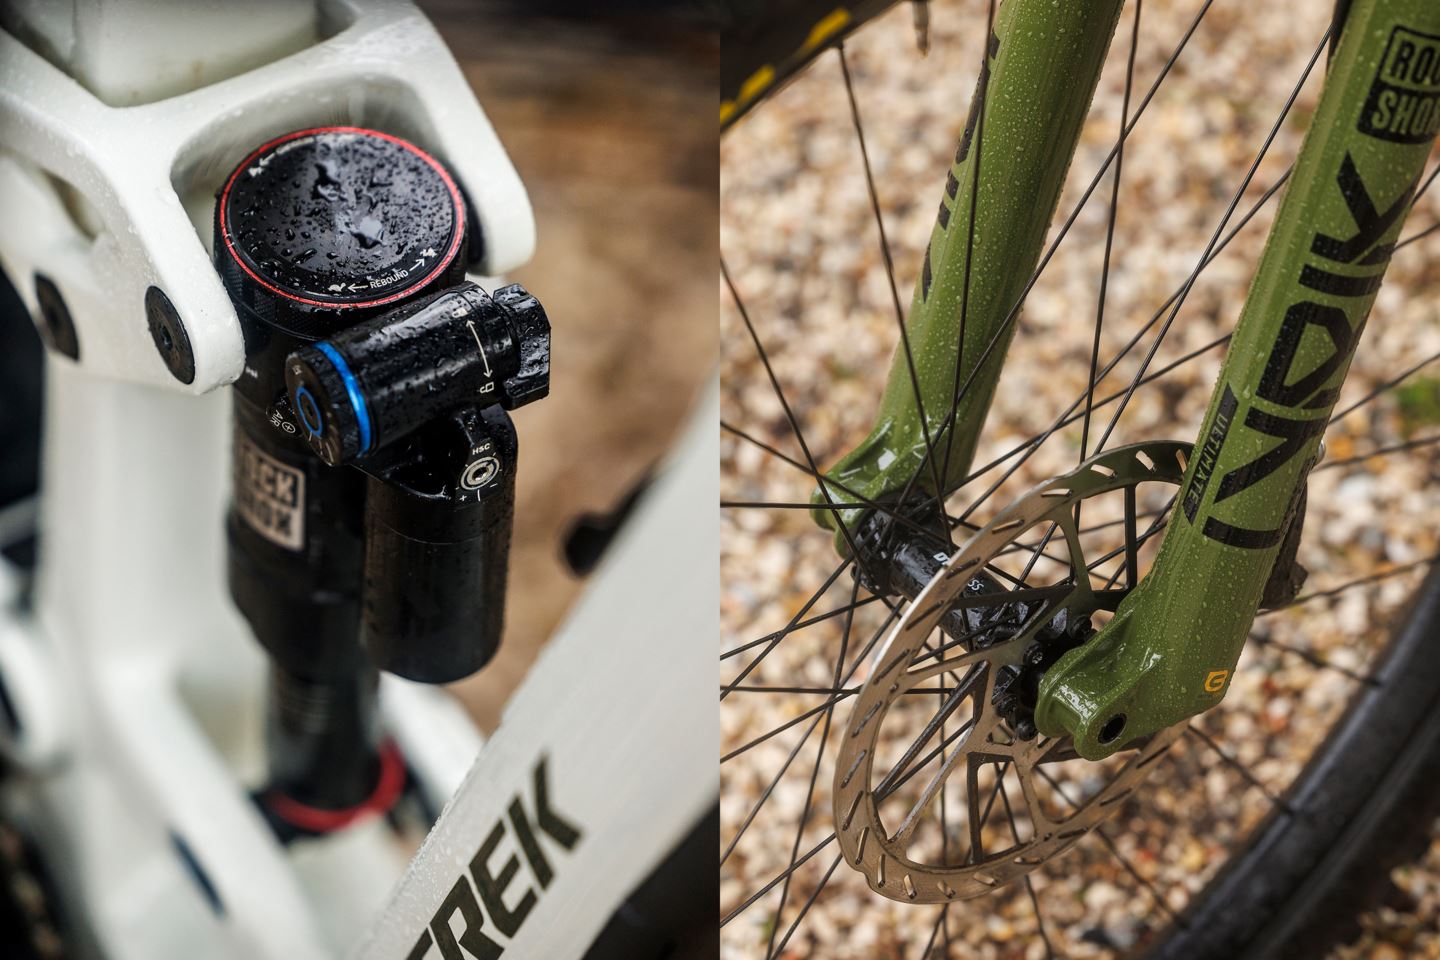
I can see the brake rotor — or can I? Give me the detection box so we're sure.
[833,441,1192,904]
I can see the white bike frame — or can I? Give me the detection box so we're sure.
[0,2,716,957]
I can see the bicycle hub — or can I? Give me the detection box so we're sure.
[214,126,551,826]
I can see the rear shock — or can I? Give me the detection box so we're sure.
[215,127,550,837]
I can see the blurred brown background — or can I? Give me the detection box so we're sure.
[419,2,717,729]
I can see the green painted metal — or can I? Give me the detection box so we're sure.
[813,0,1126,545]
[1036,0,1440,759]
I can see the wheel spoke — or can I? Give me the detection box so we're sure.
[763,578,859,957]
[767,852,845,959]
[1259,554,1437,613]
[1079,0,1143,472]
[722,593,883,661]
[1317,434,1440,472]
[890,719,980,850]
[880,0,1221,531]
[721,556,852,699]
[1035,765,1183,926]
[721,599,900,864]
[1090,29,1330,455]
[1395,218,1440,251]
[999,776,1057,959]
[883,669,988,802]
[720,420,963,543]
[721,834,838,927]
[920,904,950,960]
[839,44,951,533]
[1328,348,1440,424]
[722,604,895,764]
[938,0,999,490]
[1185,723,1292,812]
[1251,626,1382,685]
[1095,828,1185,927]
[722,258,886,592]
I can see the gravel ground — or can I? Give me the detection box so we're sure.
[720,1,1440,957]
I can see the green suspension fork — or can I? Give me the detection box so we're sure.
[818,0,1440,757]
[1037,0,1440,758]
[812,0,1127,543]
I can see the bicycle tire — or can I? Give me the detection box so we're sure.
[721,3,1440,956]
[1144,562,1440,959]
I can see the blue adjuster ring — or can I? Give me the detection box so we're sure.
[311,342,373,455]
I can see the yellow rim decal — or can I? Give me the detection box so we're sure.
[738,65,776,108]
[723,8,854,127]
[803,8,852,54]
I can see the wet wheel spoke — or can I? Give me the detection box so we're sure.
[998,774,1057,958]
[1185,723,1291,812]
[874,0,1222,533]
[1035,765,1184,926]
[1090,29,1330,456]
[919,904,950,960]
[838,43,951,534]
[763,578,861,957]
[768,852,845,958]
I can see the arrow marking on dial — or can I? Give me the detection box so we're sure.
[466,320,492,376]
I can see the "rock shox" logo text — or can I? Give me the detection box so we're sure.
[1359,25,1440,144]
